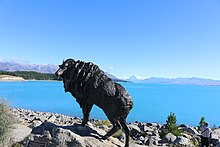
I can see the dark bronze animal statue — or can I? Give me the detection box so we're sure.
[55,59,133,147]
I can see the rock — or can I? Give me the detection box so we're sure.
[214,141,220,147]
[164,133,176,143]
[10,124,32,144]
[173,136,193,146]
[180,124,200,136]
[118,132,126,142]
[29,120,42,128]
[98,125,109,132]
[146,131,153,136]
[182,133,192,139]
[9,107,209,147]
[143,125,154,132]
[212,128,220,140]
[139,136,145,142]
[47,114,56,123]
[54,127,85,147]
[128,124,141,137]
[31,122,57,135]
[29,122,124,147]
[145,136,161,146]
[211,128,220,145]
[136,140,144,145]
[43,130,52,140]
[147,122,160,128]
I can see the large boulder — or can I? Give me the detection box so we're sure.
[164,133,177,143]
[10,124,32,144]
[211,128,220,145]
[173,136,193,146]
[180,124,200,136]
[29,122,123,147]
[145,136,161,146]
[212,128,220,140]
[128,124,141,137]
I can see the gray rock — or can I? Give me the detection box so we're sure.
[180,124,200,136]
[146,131,153,136]
[139,136,145,142]
[29,120,42,128]
[164,133,176,143]
[54,127,85,147]
[173,136,193,146]
[214,141,220,147]
[128,124,141,137]
[10,124,32,144]
[143,125,154,132]
[145,136,161,146]
[212,128,220,140]
[48,114,56,123]
[147,122,159,128]
[98,124,109,132]
[31,122,57,135]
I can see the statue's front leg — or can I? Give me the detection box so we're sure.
[81,103,93,126]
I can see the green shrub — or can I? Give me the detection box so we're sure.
[198,116,206,131]
[161,112,182,137]
[0,99,14,145]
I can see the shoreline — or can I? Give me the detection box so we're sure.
[8,107,220,147]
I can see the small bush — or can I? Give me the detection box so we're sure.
[0,98,14,145]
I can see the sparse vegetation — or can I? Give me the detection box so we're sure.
[112,129,123,138]
[95,120,123,138]
[161,112,182,137]
[198,116,206,131]
[95,120,111,127]
[0,98,14,145]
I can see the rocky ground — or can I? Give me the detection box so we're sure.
[6,108,220,147]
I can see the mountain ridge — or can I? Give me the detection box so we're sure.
[0,61,126,82]
[1,61,220,85]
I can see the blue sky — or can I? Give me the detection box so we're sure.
[0,0,220,79]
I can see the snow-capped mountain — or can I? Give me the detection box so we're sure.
[125,76,220,86]
[0,61,58,73]
[0,61,127,82]
[1,61,220,85]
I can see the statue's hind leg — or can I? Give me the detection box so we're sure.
[119,116,130,147]
[101,118,121,140]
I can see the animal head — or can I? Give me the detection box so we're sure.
[55,59,75,78]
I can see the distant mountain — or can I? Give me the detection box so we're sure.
[0,61,57,73]
[2,61,219,85]
[104,72,128,82]
[0,61,127,82]
[126,76,220,86]
[126,75,144,82]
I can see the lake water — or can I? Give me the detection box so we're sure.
[0,81,220,127]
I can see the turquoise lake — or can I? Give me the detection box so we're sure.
[0,81,220,127]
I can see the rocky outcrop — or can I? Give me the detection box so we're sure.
[8,108,220,147]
